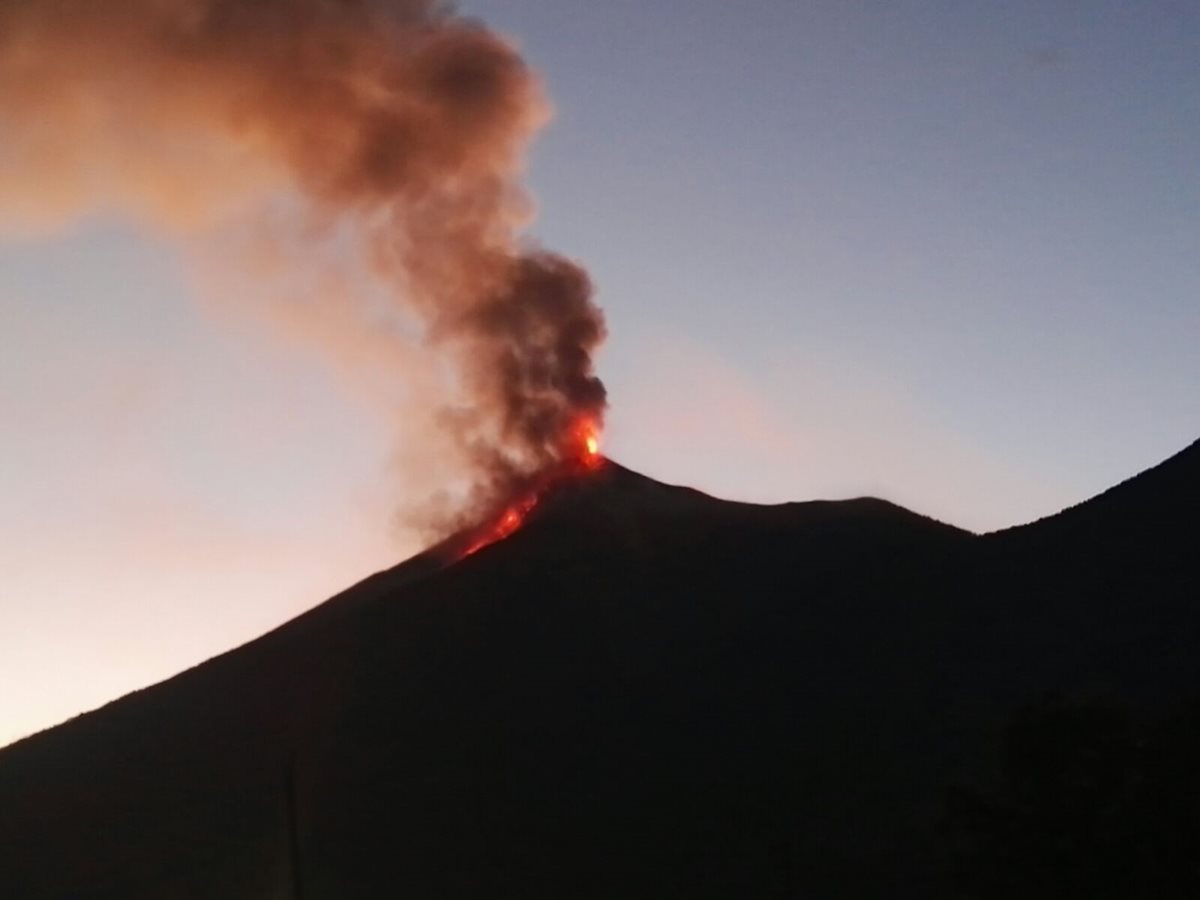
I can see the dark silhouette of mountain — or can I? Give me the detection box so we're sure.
[1,443,1197,898]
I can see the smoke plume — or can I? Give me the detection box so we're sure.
[0,0,606,535]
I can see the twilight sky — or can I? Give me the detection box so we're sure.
[2,0,1198,746]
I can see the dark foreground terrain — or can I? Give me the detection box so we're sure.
[2,440,1197,898]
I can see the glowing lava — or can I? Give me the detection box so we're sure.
[460,418,604,559]
[462,493,540,557]
[577,418,603,470]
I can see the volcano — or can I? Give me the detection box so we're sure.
[1,443,1198,898]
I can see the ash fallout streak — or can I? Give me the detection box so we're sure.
[0,0,607,535]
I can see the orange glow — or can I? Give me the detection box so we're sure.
[460,417,603,559]
[462,493,539,557]
[576,417,603,469]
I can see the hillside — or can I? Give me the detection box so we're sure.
[1,448,1197,898]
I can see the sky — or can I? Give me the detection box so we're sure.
[2,0,1198,746]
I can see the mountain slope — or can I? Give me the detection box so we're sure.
[0,449,1196,898]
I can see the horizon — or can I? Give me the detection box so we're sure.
[3,439,1194,749]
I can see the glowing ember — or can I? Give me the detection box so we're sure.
[460,417,604,559]
[575,417,603,469]
[461,493,539,557]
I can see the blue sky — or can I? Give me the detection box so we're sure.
[2,1,1197,744]
[471,0,1199,504]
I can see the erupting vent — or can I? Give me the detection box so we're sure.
[460,417,603,558]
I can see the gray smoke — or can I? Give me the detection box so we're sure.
[0,0,606,535]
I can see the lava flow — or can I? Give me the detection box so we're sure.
[459,419,603,558]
